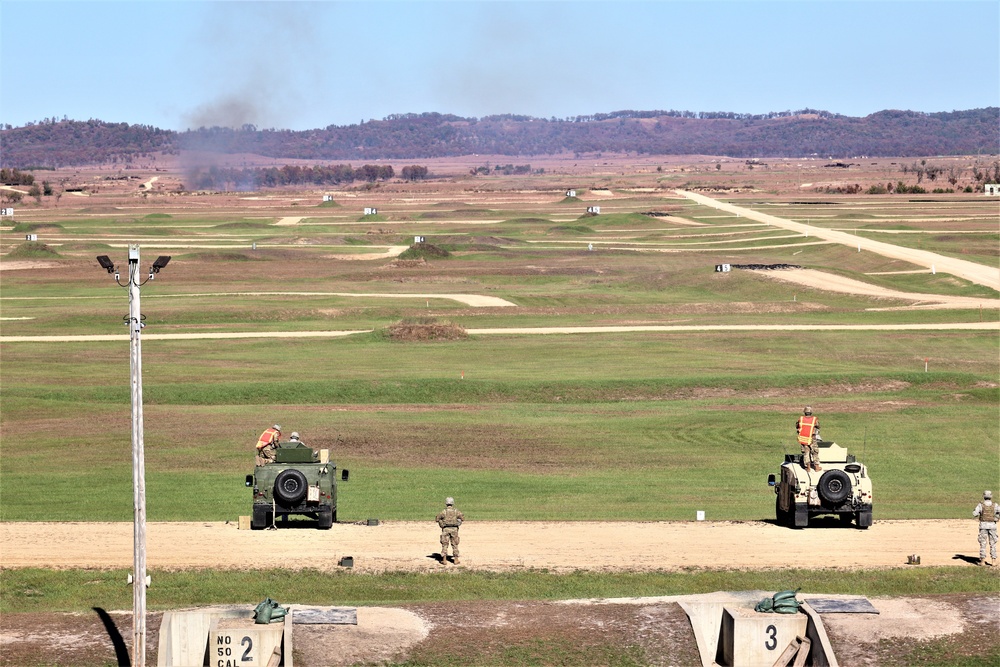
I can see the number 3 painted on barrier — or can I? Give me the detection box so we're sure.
[764,624,777,650]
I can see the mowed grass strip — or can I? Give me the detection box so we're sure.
[1,396,995,521]
[1,567,994,614]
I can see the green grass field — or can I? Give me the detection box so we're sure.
[1,185,998,666]
[1,199,997,531]
[1,191,997,525]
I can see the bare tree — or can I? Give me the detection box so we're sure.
[947,165,962,187]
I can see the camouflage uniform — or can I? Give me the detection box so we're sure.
[973,492,998,565]
[436,501,464,563]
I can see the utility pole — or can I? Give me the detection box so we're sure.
[127,244,148,667]
[96,246,170,667]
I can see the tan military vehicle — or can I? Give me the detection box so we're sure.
[768,439,873,529]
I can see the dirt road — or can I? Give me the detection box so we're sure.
[1,520,979,573]
[758,268,1000,310]
[679,190,1000,291]
[2,321,996,343]
[3,322,996,344]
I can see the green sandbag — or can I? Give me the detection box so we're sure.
[773,600,802,614]
[755,588,802,614]
[253,597,288,624]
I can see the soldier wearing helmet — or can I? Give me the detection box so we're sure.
[973,490,998,566]
[255,424,281,465]
[435,497,465,564]
[795,407,822,472]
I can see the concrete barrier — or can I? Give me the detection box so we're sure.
[157,606,292,667]
[678,591,838,667]
[718,605,807,667]
[209,617,284,667]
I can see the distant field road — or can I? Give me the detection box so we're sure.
[1,321,997,343]
[680,190,1000,292]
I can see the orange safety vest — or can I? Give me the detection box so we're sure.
[256,427,280,451]
[797,416,818,446]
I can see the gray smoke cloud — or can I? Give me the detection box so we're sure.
[182,2,332,130]
[179,2,335,189]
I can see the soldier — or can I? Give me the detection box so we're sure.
[255,424,281,465]
[288,431,304,446]
[795,407,822,472]
[973,490,998,566]
[436,497,464,564]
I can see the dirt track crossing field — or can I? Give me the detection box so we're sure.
[1,519,982,573]
[680,190,1000,291]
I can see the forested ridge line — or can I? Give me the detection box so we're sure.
[1,107,997,168]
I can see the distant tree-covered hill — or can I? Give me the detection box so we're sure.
[2,108,997,168]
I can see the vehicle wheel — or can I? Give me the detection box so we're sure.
[251,506,270,530]
[775,496,790,527]
[839,513,855,526]
[273,469,308,505]
[317,509,333,529]
[817,470,852,504]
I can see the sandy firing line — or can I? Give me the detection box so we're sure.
[0,520,976,572]
[679,190,1000,291]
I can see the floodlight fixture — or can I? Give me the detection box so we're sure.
[151,256,171,272]
[97,255,115,273]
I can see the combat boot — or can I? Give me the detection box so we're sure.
[813,464,822,471]
[453,556,460,564]
[978,557,985,566]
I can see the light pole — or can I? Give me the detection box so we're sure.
[96,245,170,667]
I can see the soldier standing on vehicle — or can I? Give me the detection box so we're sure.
[255,424,281,465]
[795,407,822,472]
[973,490,998,566]
[436,497,464,564]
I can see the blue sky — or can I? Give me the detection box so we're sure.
[2,1,997,131]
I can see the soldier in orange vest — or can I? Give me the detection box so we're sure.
[255,424,281,465]
[795,407,822,472]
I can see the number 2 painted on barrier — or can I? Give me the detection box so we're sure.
[241,636,253,661]
[764,624,777,650]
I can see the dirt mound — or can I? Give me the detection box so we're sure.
[385,319,467,341]
[397,243,450,260]
[386,258,427,269]
[4,241,62,259]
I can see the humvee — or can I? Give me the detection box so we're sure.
[767,439,872,529]
[245,442,348,530]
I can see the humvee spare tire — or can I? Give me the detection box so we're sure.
[274,469,308,505]
[818,469,851,504]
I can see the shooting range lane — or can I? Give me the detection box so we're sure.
[1,519,973,572]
